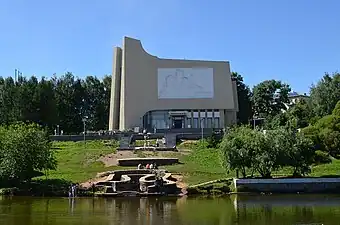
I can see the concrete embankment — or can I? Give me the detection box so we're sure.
[233,178,340,193]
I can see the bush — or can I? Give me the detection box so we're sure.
[219,126,316,178]
[313,150,332,164]
[0,123,57,183]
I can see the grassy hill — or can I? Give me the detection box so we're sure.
[44,140,340,186]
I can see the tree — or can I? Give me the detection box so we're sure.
[300,102,340,157]
[220,125,315,178]
[0,123,57,183]
[231,72,252,124]
[219,126,256,178]
[263,112,289,130]
[283,131,315,177]
[252,80,291,118]
[319,129,340,156]
[287,98,311,128]
[253,129,288,178]
[310,72,340,117]
[332,100,340,117]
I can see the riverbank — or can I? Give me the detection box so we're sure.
[2,140,340,196]
[38,140,340,188]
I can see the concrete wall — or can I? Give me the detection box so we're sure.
[50,135,118,142]
[109,37,238,131]
[118,158,179,166]
[49,129,222,142]
[109,47,122,130]
[234,178,340,193]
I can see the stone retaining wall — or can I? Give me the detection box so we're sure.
[234,178,340,193]
[118,158,179,166]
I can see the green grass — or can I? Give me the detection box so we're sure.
[168,141,340,185]
[44,140,122,182]
[166,147,229,185]
[42,140,340,186]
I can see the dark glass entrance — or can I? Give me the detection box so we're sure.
[173,118,183,129]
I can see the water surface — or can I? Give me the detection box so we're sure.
[0,194,340,224]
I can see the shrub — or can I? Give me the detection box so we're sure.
[313,150,331,164]
[219,126,315,178]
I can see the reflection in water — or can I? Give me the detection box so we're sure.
[0,195,340,224]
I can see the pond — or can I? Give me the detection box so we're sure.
[0,194,340,224]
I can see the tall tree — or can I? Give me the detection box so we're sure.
[288,98,311,128]
[231,72,252,124]
[252,79,291,118]
[310,72,340,118]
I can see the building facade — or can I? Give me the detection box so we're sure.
[109,37,239,131]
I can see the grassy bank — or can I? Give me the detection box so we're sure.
[44,140,120,182]
[167,141,340,185]
[41,140,340,187]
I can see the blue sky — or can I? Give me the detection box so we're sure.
[1,0,339,93]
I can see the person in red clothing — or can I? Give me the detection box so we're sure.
[146,164,150,169]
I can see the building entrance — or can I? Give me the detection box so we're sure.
[171,116,185,129]
[173,118,183,129]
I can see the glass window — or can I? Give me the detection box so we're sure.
[199,111,206,118]
[213,118,220,128]
[193,118,198,128]
[207,112,213,118]
[200,118,205,128]
[207,118,212,128]
[186,118,192,128]
[214,111,220,118]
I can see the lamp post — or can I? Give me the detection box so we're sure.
[252,116,265,129]
[200,118,204,140]
[82,116,88,146]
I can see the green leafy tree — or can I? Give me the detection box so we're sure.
[253,129,288,178]
[332,100,340,117]
[219,126,256,178]
[283,131,315,177]
[288,98,311,128]
[310,72,340,117]
[319,129,340,156]
[231,72,252,124]
[0,123,57,183]
[252,80,291,118]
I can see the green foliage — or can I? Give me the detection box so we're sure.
[219,126,316,178]
[284,131,315,176]
[205,133,222,149]
[319,129,340,157]
[219,126,256,177]
[333,101,340,117]
[253,129,287,178]
[287,99,311,128]
[301,125,322,149]
[310,72,340,117]
[264,113,289,130]
[252,79,291,118]
[301,101,340,157]
[315,115,340,131]
[0,73,111,134]
[314,150,331,165]
[0,123,57,183]
[231,72,253,124]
